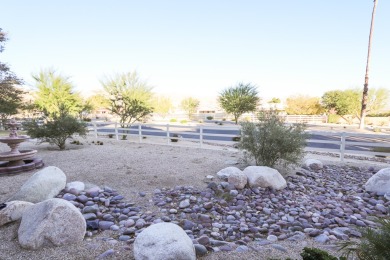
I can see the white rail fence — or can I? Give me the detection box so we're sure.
[89,122,390,162]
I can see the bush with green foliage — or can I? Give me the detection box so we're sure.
[180,119,187,124]
[108,133,114,138]
[338,217,390,260]
[301,247,346,260]
[206,116,213,120]
[327,114,340,124]
[170,133,179,142]
[170,118,177,123]
[24,108,87,150]
[232,136,241,142]
[239,110,307,167]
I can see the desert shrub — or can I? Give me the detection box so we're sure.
[373,127,382,133]
[70,140,83,145]
[180,119,187,124]
[121,135,127,140]
[372,147,390,153]
[170,118,177,123]
[83,118,92,122]
[367,112,390,117]
[108,134,114,138]
[232,136,241,142]
[170,133,179,142]
[338,217,390,260]
[239,110,307,167]
[218,122,223,125]
[24,109,87,150]
[301,247,345,260]
[327,114,340,124]
[222,118,226,121]
[206,116,213,120]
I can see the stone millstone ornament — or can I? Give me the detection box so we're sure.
[18,198,86,250]
[365,167,390,193]
[0,119,43,175]
[134,222,196,260]
[8,166,66,203]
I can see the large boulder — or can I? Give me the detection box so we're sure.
[8,166,66,203]
[365,168,390,193]
[18,198,86,250]
[228,171,247,190]
[243,166,287,190]
[0,201,34,226]
[303,159,323,171]
[217,167,242,180]
[134,222,196,260]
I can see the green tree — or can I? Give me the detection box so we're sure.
[152,96,173,118]
[322,88,388,124]
[86,93,110,112]
[360,0,379,129]
[218,82,259,124]
[24,105,87,150]
[32,69,82,117]
[285,95,324,115]
[101,71,154,127]
[180,97,200,119]
[0,28,24,127]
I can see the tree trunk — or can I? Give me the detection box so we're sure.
[359,0,378,130]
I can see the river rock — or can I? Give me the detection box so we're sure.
[243,166,287,190]
[8,166,66,203]
[217,167,242,180]
[18,198,86,250]
[0,201,34,226]
[66,181,85,192]
[134,222,196,260]
[303,159,323,171]
[365,167,390,193]
[228,171,247,190]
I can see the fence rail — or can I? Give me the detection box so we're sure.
[89,122,390,162]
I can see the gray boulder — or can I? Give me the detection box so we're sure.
[217,167,242,180]
[0,201,34,226]
[18,198,86,249]
[243,166,287,190]
[8,166,66,203]
[228,171,247,190]
[65,181,85,192]
[303,159,323,171]
[134,222,196,260]
[365,167,390,193]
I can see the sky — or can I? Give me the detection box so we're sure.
[1,1,389,102]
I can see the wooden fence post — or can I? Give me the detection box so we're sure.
[115,122,119,140]
[138,124,142,143]
[199,125,203,148]
[340,132,346,162]
[166,124,170,145]
[93,122,98,138]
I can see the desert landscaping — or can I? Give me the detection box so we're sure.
[0,137,389,260]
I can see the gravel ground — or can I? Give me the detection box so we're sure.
[0,137,389,260]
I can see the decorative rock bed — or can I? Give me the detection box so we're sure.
[54,164,389,255]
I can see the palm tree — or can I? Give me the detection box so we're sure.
[359,0,379,129]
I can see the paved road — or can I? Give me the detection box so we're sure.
[91,123,389,153]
